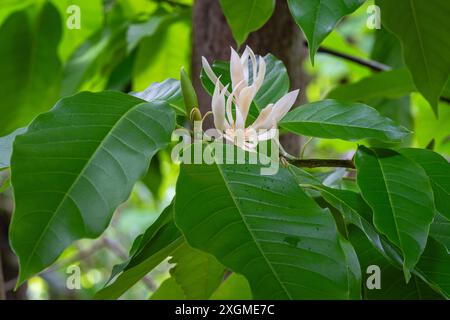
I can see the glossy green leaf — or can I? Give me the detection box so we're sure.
[378,0,450,114]
[210,274,252,300]
[10,91,175,284]
[306,180,449,298]
[280,100,410,142]
[398,148,450,220]
[174,145,360,299]
[0,3,62,136]
[287,0,365,64]
[355,146,435,280]
[169,243,226,299]
[0,127,26,170]
[132,78,186,115]
[219,0,275,46]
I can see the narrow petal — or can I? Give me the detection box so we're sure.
[237,86,256,124]
[212,81,228,130]
[250,103,274,130]
[240,47,250,81]
[230,48,246,94]
[246,46,258,85]
[226,88,235,126]
[202,56,219,86]
[270,89,300,123]
[254,56,266,92]
[235,106,245,129]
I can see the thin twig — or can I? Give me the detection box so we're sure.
[313,43,391,72]
[290,158,355,168]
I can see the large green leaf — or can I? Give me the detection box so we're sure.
[398,148,450,220]
[280,100,410,142]
[0,3,62,136]
[219,0,275,46]
[287,0,365,63]
[10,91,175,284]
[174,145,360,299]
[169,243,226,299]
[378,0,450,114]
[303,178,449,298]
[355,146,435,280]
[0,127,26,170]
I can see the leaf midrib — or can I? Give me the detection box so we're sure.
[215,163,293,299]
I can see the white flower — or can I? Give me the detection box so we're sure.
[202,46,299,151]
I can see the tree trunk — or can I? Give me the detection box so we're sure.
[192,0,309,154]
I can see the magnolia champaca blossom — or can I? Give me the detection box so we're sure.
[202,46,299,151]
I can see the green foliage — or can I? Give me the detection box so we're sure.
[0,2,62,136]
[10,91,175,284]
[287,0,365,63]
[174,145,360,299]
[280,100,410,142]
[355,146,435,281]
[169,243,225,299]
[219,0,275,46]
[378,0,450,114]
[0,0,448,301]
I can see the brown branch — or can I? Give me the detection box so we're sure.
[289,158,355,168]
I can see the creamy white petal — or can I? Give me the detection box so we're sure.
[247,46,258,85]
[254,56,266,92]
[234,105,245,129]
[270,89,299,123]
[230,48,246,94]
[240,47,250,82]
[250,103,274,130]
[212,81,228,130]
[237,86,256,124]
[226,88,235,126]
[201,56,219,86]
